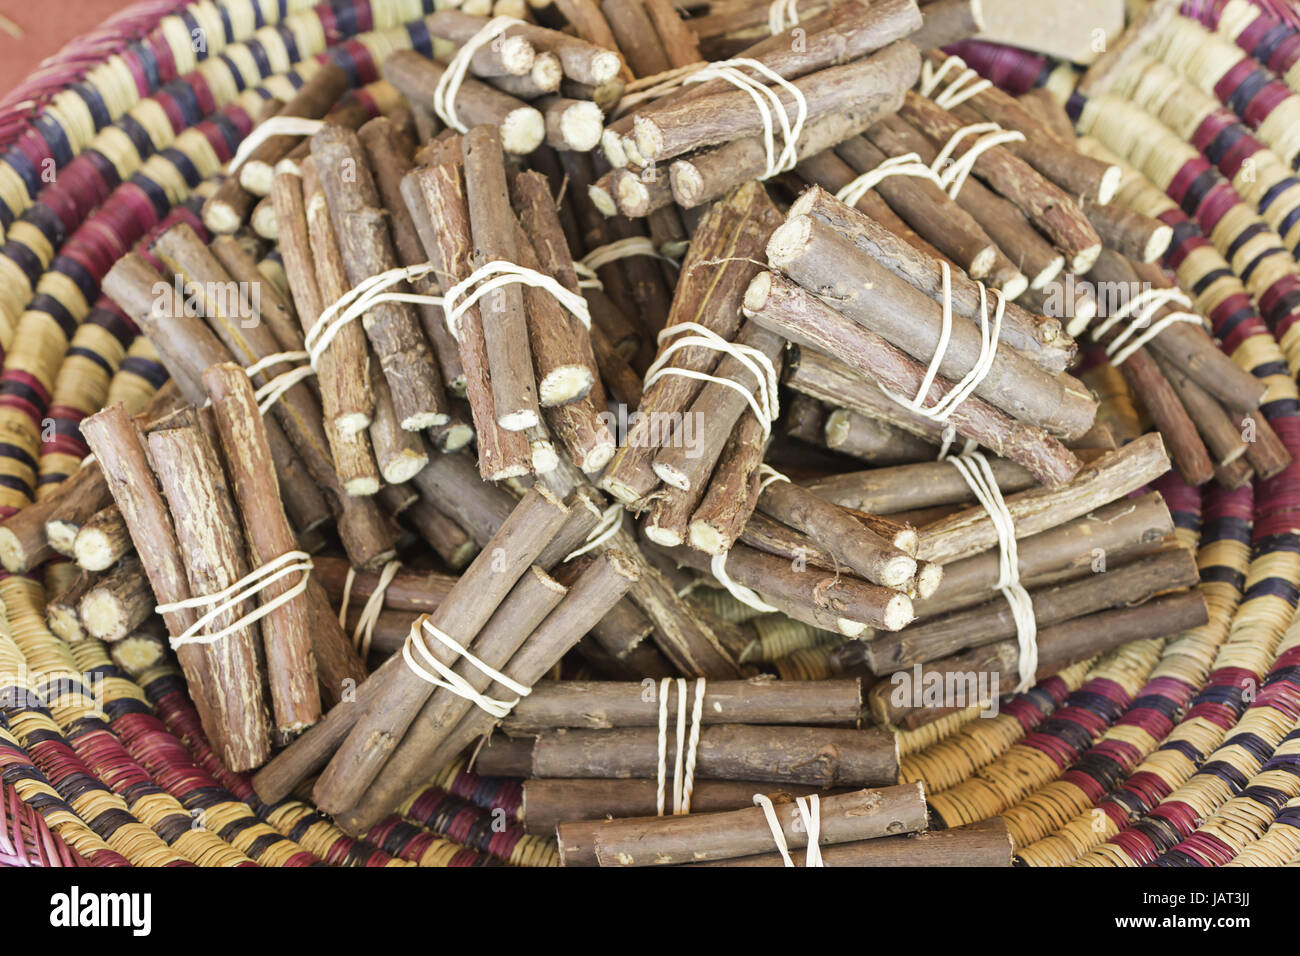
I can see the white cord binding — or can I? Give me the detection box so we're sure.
[401,616,532,719]
[229,116,325,174]
[655,678,707,815]
[753,793,823,866]
[768,0,800,34]
[683,58,808,180]
[835,151,945,207]
[156,550,313,649]
[432,16,523,133]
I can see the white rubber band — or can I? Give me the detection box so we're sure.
[835,151,944,207]
[710,551,779,613]
[156,550,313,649]
[229,116,325,174]
[878,260,1005,424]
[768,0,800,34]
[442,259,591,338]
[931,122,1025,200]
[921,55,992,110]
[564,503,625,562]
[432,16,523,133]
[401,616,532,719]
[307,263,442,366]
[643,322,780,438]
[683,58,807,180]
[753,793,823,867]
[581,237,679,272]
[348,559,400,658]
[944,451,1037,691]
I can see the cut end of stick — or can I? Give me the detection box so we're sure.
[73,531,116,572]
[881,555,919,590]
[335,411,373,436]
[558,101,603,152]
[531,439,560,474]
[614,173,652,217]
[499,408,541,431]
[1069,243,1103,275]
[589,181,618,218]
[240,161,276,197]
[343,476,382,496]
[999,272,1029,302]
[688,520,728,556]
[400,411,450,431]
[968,246,997,280]
[651,459,690,491]
[502,108,546,154]
[0,528,25,573]
[1144,224,1173,263]
[631,116,664,164]
[381,451,429,485]
[502,35,536,75]
[915,561,943,600]
[251,202,279,240]
[668,160,704,209]
[643,522,684,548]
[742,271,773,315]
[435,423,476,452]
[202,201,244,236]
[1096,165,1122,206]
[601,129,629,169]
[882,592,914,631]
[47,605,83,643]
[824,409,851,449]
[539,366,595,406]
[590,51,622,86]
[531,53,563,92]
[45,520,79,557]
[580,439,618,475]
[1028,255,1065,291]
[837,618,868,638]
[79,592,124,642]
[766,216,813,270]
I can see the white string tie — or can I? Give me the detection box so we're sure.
[655,678,707,815]
[156,550,313,649]
[753,793,823,867]
[878,260,1005,424]
[683,58,807,179]
[920,55,993,110]
[564,503,626,561]
[244,349,316,414]
[581,237,679,272]
[306,262,442,366]
[944,451,1037,691]
[710,551,779,613]
[432,16,523,133]
[768,0,800,34]
[835,151,944,207]
[442,259,592,338]
[1090,287,1203,366]
[229,116,324,174]
[643,322,780,438]
[401,616,532,719]
[931,122,1025,200]
[338,560,400,658]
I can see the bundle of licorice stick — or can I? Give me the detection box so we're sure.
[0,0,1247,867]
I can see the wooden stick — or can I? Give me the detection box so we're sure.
[918,433,1172,565]
[272,168,374,434]
[78,554,151,643]
[859,547,1198,673]
[383,51,546,154]
[824,407,935,464]
[426,10,624,86]
[497,724,900,789]
[314,556,457,613]
[146,413,273,771]
[696,818,1013,867]
[368,372,429,485]
[688,411,769,555]
[102,254,333,536]
[1083,199,1172,262]
[870,591,1208,728]
[0,462,109,572]
[668,44,919,210]
[659,540,912,635]
[504,677,861,734]
[72,505,130,572]
[910,0,984,50]
[643,0,702,67]
[916,491,1173,618]
[600,0,672,76]
[209,235,305,355]
[404,498,477,570]
[203,363,321,736]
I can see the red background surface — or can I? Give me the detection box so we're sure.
[0,1,129,95]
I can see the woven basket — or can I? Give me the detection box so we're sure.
[1,0,1298,868]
